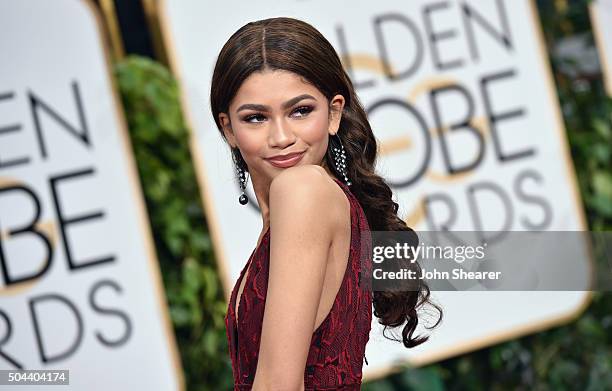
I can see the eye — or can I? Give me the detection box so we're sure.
[291,105,314,118]
[241,105,314,123]
[243,113,266,123]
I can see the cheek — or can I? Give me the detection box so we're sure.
[234,128,266,158]
[300,114,330,145]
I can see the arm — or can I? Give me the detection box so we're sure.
[252,166,338,391]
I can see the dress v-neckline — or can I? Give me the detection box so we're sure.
[234,225,270,327]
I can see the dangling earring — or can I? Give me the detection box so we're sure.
[237,165,249,205]
[233,152,249,205]
[331,133,351,186]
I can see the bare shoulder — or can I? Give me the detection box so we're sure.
[255,165,350,386]
[269,165,348,231]
[270,164,337,198]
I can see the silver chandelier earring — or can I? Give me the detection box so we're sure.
[331,133,351,186]
[233,153,249,205]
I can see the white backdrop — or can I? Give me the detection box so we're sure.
[158,0,590,380]
[0,1,182,389]
[591,0,612,95]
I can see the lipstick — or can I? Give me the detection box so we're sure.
[266,151,305,168]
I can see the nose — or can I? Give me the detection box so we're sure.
[268,117,297,149]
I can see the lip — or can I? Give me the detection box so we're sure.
[266,151,306,168]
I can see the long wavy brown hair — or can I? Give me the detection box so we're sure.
[210,17,442,348]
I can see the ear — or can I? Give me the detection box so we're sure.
[219,112,237,147]
[328,94,346,136]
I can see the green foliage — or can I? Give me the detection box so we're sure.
[113,1,611,389]
[114,56,233,391]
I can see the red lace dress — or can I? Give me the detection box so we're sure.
[224,177,373,390]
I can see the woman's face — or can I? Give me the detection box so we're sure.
[218,69,345,182]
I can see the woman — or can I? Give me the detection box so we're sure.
[210,17,442,390]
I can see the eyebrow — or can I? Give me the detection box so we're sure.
[236,94,317,113]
